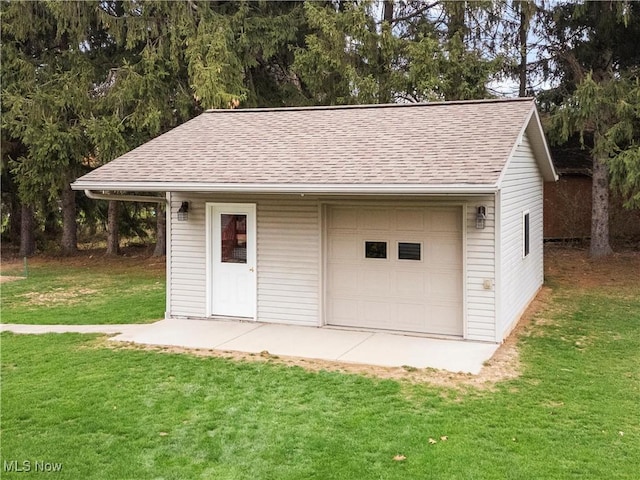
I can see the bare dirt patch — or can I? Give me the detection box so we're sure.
[0,276,25,284]
[544,244,640,290]
[0,247,166,278]
[19,288,99,306]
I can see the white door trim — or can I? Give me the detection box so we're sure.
[205,202,257,319]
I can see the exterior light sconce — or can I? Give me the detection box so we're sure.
[177,201,189,221]
[476,206,486,229]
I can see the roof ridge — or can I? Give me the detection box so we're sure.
[205,97,534,114]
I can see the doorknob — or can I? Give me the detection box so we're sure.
[249,267,255,272]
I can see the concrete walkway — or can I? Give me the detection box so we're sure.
[1,319,499,374]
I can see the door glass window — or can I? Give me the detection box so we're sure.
[221,214,247,263]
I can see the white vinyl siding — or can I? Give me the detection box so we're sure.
[168,195,207,317]
[168,195,320,325]
[256,200,320,326]
[498,133,544,339]
[465,196,497,342]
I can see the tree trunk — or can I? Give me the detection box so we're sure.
[378,0,394,104]
[61,184,78,255]
[153,203,166,257]
[590,156,613,257]
[43,205,60,240]
[9,195,22,245]
[106,200,120,255]
[19,203,36,257]
[518,1,529,97]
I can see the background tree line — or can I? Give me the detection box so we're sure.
[2,0,639,258]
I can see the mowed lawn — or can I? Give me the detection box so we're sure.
[1,249,639,479]
[0,253,165,324]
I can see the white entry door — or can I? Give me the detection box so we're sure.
[208,203,256,318]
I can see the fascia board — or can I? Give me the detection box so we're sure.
[72,181,498,195]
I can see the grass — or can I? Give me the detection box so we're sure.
[0,255,165,324]
[1,263,639,479]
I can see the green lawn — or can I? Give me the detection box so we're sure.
[1,265,639,479]
[0,257,164,324]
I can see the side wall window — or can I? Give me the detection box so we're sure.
[523,212,530,257]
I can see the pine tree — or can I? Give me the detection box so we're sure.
[542,1,640,256]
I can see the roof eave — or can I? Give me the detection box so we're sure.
[71,181,499,196]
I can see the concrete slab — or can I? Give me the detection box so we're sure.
[2,320,500,374]
[110,319,261,350]
[218,323,374,360]
[338,332,500,374]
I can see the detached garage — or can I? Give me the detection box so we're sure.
[72,98,557,343]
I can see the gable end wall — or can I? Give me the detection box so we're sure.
[498,133,544,339]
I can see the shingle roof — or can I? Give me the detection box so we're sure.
[73,98,553,192]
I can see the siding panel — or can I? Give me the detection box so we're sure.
[498,133,544,339]
[465,196,497,342]
[168,194,207,317]
[257,200,320,326]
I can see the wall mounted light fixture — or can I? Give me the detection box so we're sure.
[476,205,486,229]
[177,201,189,221]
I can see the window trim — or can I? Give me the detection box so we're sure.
[523,211,530,258]
[397,241,423,261]
[364,240,388,260]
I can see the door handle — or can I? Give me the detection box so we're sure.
[249,267,255,272]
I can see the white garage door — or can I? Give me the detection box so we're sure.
[327,205,463,336]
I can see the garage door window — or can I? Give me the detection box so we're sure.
[398,242,421,261]
[365,241,387,259]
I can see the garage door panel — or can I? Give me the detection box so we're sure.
[330,298,359,324]
[329,207,358,229]
[428,305,463,336]
[358,269,392,296]
[361,300,392,327]
[430,273,463,300]
[327,205,463,336]
[394,270,428,297]
[430,208,462,232]
[396,303,428,330]
[329,236,358,259]
[396,209,426,231]
[329,265,358,292]
[358,208,390,230]
[428,240,463,266]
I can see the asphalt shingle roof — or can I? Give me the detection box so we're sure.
[74,98,538,189]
